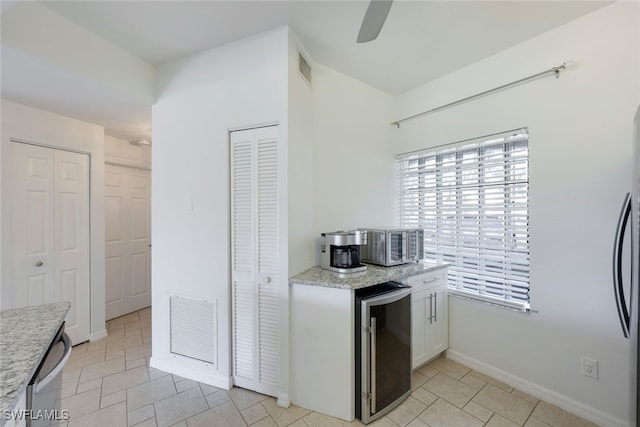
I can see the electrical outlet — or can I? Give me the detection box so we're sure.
[581,357,599,379]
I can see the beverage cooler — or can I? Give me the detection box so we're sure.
[355,282,412,424]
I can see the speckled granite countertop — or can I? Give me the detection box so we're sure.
[289,261,447,290]
[0,302,70,424]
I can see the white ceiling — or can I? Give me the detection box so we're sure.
[2,0,611,141]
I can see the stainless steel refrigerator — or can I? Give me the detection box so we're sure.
[613,106,640,425]
[633,106,640,426]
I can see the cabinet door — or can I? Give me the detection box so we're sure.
[427,285,448,357]
[411,288,428,369]
[409,269,449,370]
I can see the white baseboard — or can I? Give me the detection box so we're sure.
[149,356,232,390]
[277,393,291,408]
[446,350,630,427]
[89,329,107,342]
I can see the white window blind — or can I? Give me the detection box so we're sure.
[398,129,530,311]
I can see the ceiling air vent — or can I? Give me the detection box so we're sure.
[298,52,312,85]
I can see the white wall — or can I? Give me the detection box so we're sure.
[104,135,151,169]
[393,3,639,426]
[151,27,289,391]
[287,34,397,272]
[151,24,396,404]
[1,2,153,102]
[310,63,396,264]
[287,33,315,277]
[284,29,315,406]
[0,99,107,339]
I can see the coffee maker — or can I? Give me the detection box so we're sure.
[320,230,368,274]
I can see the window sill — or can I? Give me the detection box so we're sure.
[448,290,535,314]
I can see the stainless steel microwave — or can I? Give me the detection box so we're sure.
[359,228,424,266]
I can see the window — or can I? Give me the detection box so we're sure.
[398,129,530,311]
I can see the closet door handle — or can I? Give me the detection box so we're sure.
[613,192,631,338]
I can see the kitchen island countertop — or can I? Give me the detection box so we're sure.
[0,302,71,425]
[289,261,447,290]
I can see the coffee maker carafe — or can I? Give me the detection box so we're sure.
[320,230,368,274]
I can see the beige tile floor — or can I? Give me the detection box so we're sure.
[58,308,599,427]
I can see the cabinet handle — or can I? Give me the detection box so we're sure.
[434,292,437,323]
[427,294,433,324]
[422,276,440,285]
[35,261,44,267]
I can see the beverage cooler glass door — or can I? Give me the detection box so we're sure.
[361,288,412,424]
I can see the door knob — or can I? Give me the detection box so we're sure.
[35,261,44,267]
[265,276,272,283]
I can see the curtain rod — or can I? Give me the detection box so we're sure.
[391,61,573,128]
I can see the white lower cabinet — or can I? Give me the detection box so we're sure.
[289,266,449,420]
[291,284,355,421]
[408,269,448,369]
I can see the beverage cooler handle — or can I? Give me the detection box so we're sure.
[613,192,631,339]
[370,317,377,414]
[35,332,72,394]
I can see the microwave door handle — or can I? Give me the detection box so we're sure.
[407,231,414,260]
[402,232,407,262]
[411,230,418,260]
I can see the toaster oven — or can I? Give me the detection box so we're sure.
[360,228,424,267]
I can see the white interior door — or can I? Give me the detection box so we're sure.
[10,142,90,345]
[105,164,151,320]
[231,125,280,397]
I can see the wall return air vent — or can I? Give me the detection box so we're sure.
[169,295,216,365]
[298,52,312,85]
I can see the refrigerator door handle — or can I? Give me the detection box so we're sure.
[613,192,631,338]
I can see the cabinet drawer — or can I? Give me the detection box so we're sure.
[406,270,446,290]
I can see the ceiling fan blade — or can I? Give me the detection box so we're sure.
[357,0,393,43]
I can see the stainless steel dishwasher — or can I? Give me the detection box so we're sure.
[26,322,72,426]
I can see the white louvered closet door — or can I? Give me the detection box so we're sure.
[230,125,280,397]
